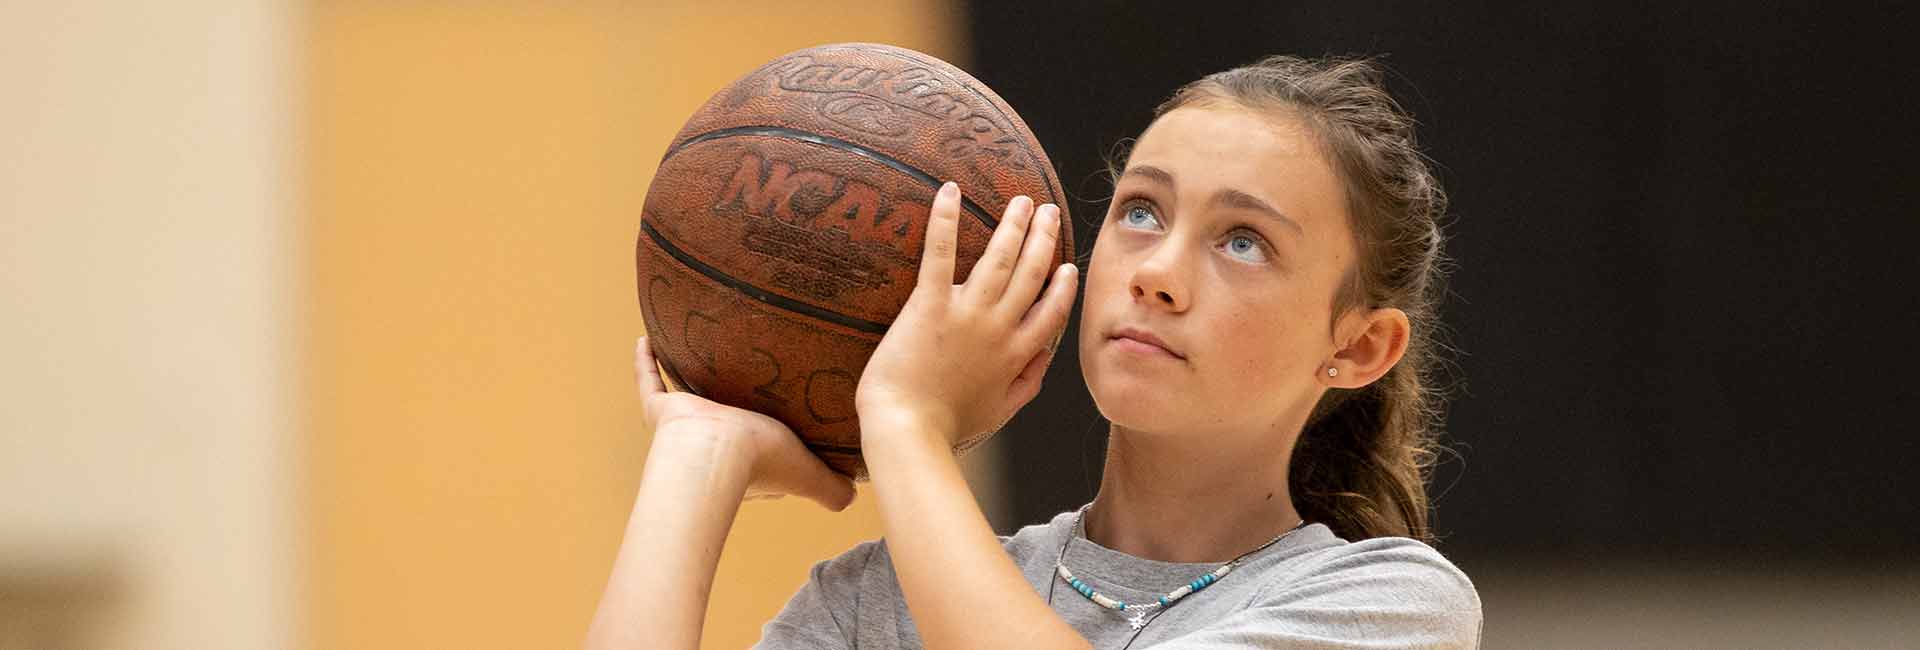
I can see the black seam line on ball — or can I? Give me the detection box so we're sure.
[640,217,890,335]
[805,441,864,455]
[664,125,999,230]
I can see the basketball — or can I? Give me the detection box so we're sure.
[635,43,1073,479]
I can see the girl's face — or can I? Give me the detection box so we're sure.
[1079,105,1357,438]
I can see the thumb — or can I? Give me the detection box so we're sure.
[804,472,858,512]
[1006,342,1054,404]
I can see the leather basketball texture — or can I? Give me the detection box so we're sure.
[635,42,1073,479]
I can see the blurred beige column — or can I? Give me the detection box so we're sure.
[0,2,302,649]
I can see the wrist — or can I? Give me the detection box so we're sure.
[644,422,756,492]
[859,409,957,458]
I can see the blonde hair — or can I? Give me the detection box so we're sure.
[1147,55,1455,542]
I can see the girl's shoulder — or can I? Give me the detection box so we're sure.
[1250,528,1482,625]
[998,508,1082,559]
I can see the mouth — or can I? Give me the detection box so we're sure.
[1108,327,1186,360]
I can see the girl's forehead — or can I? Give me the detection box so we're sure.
[1135,105,1320,161]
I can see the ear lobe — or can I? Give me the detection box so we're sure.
[1327,307,1410,389]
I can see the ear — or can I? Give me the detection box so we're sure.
[1325,307,1410,389]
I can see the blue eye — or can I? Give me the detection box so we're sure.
[1224,232,1268,263]
[1122,205,1159,229]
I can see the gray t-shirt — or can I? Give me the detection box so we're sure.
[755,509,1482,649]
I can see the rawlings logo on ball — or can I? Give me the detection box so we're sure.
[768,55,1030,170]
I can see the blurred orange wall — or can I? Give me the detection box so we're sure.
[307,3,965,648]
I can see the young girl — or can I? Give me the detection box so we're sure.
[588,55,1480,649]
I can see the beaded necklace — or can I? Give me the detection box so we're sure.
[1045,503,1308,649]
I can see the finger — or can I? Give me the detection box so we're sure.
[635,336,665,397]
[996,203,1060,321]
[963,195,1035,304]
[1017,263,1078,352]
[916,182,962,292]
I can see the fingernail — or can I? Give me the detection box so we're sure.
[939,181,957,199]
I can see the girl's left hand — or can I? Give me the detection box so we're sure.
[854,181,1079,448]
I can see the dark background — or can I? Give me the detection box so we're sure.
[966,1,1920,564]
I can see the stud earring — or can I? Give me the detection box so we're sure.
[1326,366,1338,377]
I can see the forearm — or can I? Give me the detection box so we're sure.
[863,416,1091,650]
[586,426,752,650]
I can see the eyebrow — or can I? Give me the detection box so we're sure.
[1120,164,1305,236]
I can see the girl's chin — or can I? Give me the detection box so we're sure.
[1087,377,1180,427]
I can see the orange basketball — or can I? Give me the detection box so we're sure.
[634,43,1072,479]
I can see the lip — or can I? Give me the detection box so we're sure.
[1108,326,1185,360]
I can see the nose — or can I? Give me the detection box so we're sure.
[1128,243,1190,312]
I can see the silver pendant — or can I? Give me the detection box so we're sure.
[1128,611,1149,630]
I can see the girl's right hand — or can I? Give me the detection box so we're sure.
[633,336,857,511]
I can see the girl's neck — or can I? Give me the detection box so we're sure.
[1085,422,1304,564]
